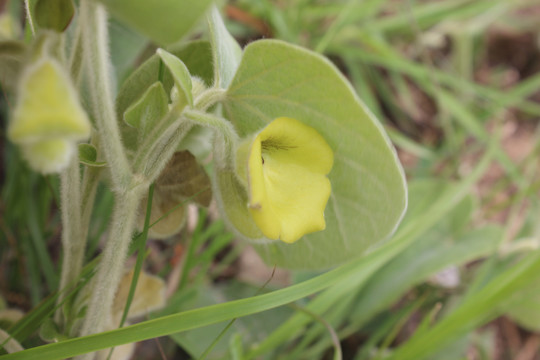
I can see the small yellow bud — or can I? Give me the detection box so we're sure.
[8,57,90,173]
[8,58,90,143]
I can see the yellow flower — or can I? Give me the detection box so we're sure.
[20,139,74,174]
[8,58,90,173]
[237,117,333,243]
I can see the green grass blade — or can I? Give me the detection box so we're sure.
[334,46,540,116]
[387,251,540,360]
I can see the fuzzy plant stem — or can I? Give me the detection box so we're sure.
[56,152,84,322]
[184,109,238,170]
[79,0,132,189]
[133,115,194,182]
[132,89,226,182]
[76,188,143,344]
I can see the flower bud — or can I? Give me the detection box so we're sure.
[8,57,90,173]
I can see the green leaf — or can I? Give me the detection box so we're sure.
[124,81,168,141]
[96,0,214,46]
[223,40,407,269]
[207,6,242,88]
[116,40,213,120]
[33,0,74,32]
[78,144,106,167]
[157,48,193,107]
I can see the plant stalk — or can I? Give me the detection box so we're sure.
[184,110,238,170]
[132,111,193,182]
[56,152,84,323]
[76,187,144,360]
[79,0,132,189]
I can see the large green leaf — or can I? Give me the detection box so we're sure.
[96,0,214,46]
[223,40,407,269]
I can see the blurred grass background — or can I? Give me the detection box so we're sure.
[1,0,540,359]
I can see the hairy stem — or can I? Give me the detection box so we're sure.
[80,0,132,189]
[193,87,226,112]
[56,152,84,323]
[132,108,193,182]
[184,109,238,170]
[76,187,144,360]
[132,87,227,182]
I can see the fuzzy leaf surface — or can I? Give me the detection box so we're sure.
[224,40,407,269]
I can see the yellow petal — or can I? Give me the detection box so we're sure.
[21,139,74,174]
[246,117,333,243]
[8,58,90,144]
